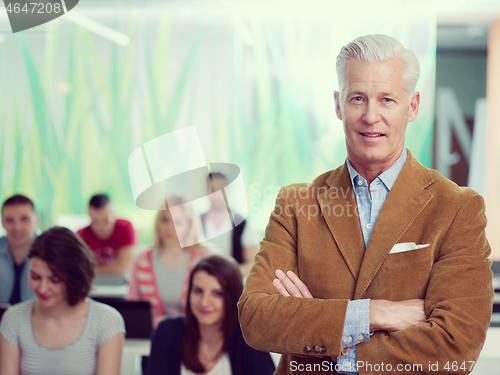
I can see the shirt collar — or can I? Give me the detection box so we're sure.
[347,148,408,191]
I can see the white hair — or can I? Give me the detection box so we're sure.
[336,34,420,103]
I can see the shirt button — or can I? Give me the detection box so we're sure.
[345,336,352,343]
[366,224,371,229]
[319,346,327,354]
[313,345,321,354]
[304,346,312,354]
[357,180,363,186]
[358,334,364,341]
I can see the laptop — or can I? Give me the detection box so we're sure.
[92,298,153,339]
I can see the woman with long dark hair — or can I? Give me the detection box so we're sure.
[147,255,275,375]
[0,226,125,375]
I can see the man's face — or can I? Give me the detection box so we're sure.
[1,203,39,248]
[89,204,116,240]
[334,58,420,172]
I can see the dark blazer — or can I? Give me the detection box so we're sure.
[238,150,494,374]
[146,316,275,375]
[201,213,246,264]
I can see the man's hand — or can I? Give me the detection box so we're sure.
[273,269,313,298]
[273,269,426,334]
[97,245,134,276]
[273,269,326,358]
[369,299,426,332]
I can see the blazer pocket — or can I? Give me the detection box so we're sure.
[385,243,434,269]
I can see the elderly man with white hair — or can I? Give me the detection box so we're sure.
[238,34,493,375]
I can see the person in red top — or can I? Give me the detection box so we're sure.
[77,194,136,276]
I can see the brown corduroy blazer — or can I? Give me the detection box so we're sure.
[238,150,494,375]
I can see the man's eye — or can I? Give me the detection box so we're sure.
[383,98,394,103]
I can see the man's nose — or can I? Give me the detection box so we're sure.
[362,102,380,124]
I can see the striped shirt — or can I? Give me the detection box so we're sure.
[0,298,125,375]
[127,247,209,319]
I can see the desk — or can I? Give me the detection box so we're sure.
[493,276,500,292]
[91,284,128,298]
[91,275,129,298]
[122,339,151,375]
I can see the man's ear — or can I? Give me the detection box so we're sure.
[334,91,342,121]
[407,91,420,123]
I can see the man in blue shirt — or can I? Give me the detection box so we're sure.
[238,34,493,374]
[0,195,38,304]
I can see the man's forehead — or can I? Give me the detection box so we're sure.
[89,205,113,218]
[346,87,400,97]
[2,203,35,217]
[343,58,405,95]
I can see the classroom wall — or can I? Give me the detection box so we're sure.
[0,3,436,243]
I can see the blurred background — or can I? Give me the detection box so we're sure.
[0,0,499,258]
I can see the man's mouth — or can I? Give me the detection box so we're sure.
[361,133,384,137]
[10,233,25,241]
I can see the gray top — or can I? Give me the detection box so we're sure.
[0,236,35,303]
[153,248,188,316]
[0,298,125,375]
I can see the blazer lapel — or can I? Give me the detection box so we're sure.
[318,163,365,281]
[354,151,435,299]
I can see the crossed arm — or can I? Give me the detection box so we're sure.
[273,269,426,332]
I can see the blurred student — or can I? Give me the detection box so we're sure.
[78,194,136,276]
[0,226,125,375]
[128,196,210,328]
[0,194,38,304]
[147,255,275,375]
[201,173,258,276]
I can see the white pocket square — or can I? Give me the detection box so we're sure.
[389,242,429,254]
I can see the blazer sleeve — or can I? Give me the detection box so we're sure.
[238,186,350,357]
[358,193,493,374]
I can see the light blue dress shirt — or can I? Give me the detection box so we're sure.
[0,236,35,304]
[336,149,408,374]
